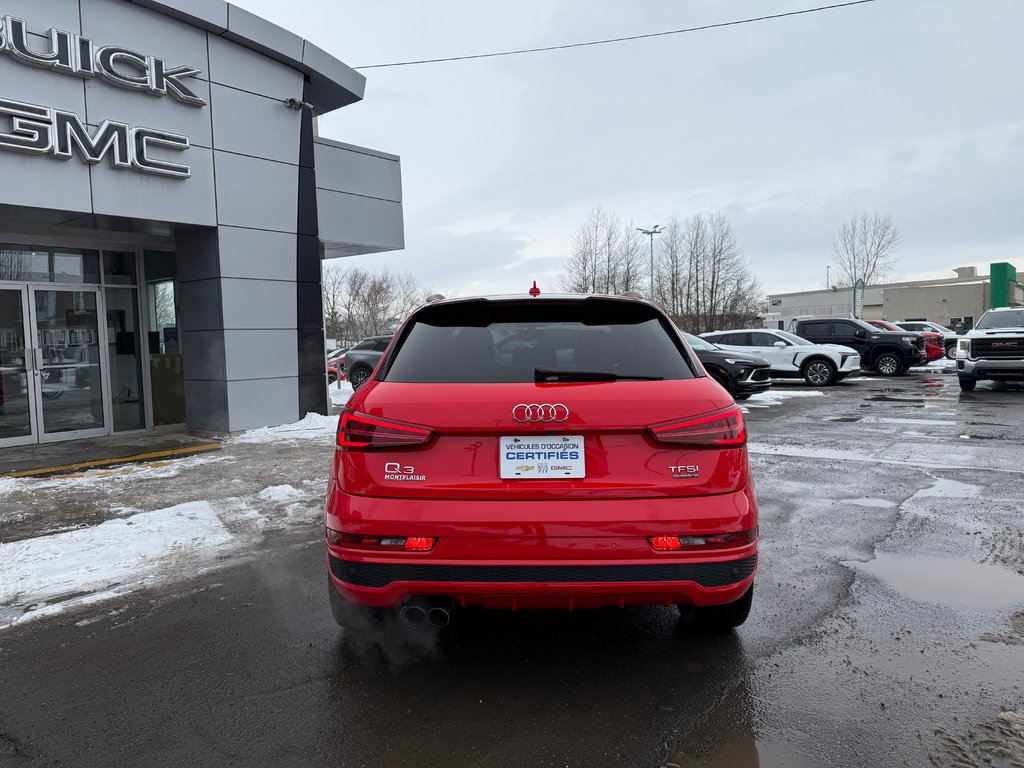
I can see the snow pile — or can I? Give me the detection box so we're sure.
[330,381,354,405]
[257,484,304,502]
[233,412,338,444]
[0,502,238,629]
[743,389,825,410]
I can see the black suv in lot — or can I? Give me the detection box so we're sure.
[682,332,772,400]
[791,317,925,376]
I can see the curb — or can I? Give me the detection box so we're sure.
[0,443,223,479]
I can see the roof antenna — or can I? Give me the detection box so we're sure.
[529,281,541,297]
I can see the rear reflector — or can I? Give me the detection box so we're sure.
[327,529,436,552]
[649,536,682,551]
[337,409,433,449]
[648,529,756,551]
[649,406,746,447]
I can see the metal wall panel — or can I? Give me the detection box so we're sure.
[180,329,226,381]
[3,0,81,32]
[219,277,296,330]
[213,151,298,232]
[210,85,301,165]
[223,329,298,380]
[313,140,402,202]
[226,377,299,432]
[316,188,405,252]
[207,34,305,102]
[217,227,296,282]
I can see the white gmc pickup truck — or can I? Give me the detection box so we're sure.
[956,306,1024,391]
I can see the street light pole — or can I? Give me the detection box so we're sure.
[637,225,663,299]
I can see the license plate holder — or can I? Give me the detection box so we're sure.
[499,435,585,479]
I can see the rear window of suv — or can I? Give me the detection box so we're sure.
[382,299,697,383]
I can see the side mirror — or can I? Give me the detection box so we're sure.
[855,329,866,338]
[773,341,786,348]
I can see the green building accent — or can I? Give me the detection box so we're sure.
[989,262,1018,308]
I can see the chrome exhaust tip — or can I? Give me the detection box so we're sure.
[401,605,427,625]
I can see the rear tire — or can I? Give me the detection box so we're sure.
[349,365,372,390]
[801,358,837,386]
[678,585,753,632]
[958,376,977,392]
[874,352,902,376]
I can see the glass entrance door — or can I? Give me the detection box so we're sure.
[0,287,35,446]
[30,287,107,440]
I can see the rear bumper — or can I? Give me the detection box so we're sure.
[328,552,756,609]
[326,484,758,609]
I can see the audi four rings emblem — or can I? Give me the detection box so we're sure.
[512,403,570,423]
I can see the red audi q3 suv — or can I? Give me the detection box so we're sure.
[324,292,758,631]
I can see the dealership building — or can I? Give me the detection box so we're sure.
[0,0,404,449]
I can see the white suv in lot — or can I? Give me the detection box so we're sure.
[956,307,1024,391]
[700,328,861,386]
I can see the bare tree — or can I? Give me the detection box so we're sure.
[321,263,346,341]
[561,209,761,331]
[562,207,645,294]
[654,216,686,317]
[326,265,431,343]
[831,212,901,287]
[671,213,762,334]
[617,225,646,294]
[562,207,611,293]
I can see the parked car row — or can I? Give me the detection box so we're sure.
[331,316,960,401]
[700,328,860,387]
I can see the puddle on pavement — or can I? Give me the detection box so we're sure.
[848,553,1024,609]
[916,477,980,498]
[846,498,898,508]
[672,738,808,768]
[858,416,956,426]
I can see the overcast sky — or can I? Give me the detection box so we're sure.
[234,0,1024,297]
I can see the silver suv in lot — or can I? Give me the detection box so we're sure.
[956,307,1024,391]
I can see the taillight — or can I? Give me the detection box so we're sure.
[327,529,437,551]
[337,409,433,449]
[649,406,746,447]
[648,529,756,551]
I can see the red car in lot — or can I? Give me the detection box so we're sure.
[324,292,758,631]
[866,320,943,361]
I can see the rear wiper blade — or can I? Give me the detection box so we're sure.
[534,368,664,382]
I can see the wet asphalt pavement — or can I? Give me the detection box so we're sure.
[2,365,1024,767]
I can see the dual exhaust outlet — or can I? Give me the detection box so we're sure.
[400,597,455,627]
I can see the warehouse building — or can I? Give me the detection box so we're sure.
[764,263,1022,332]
